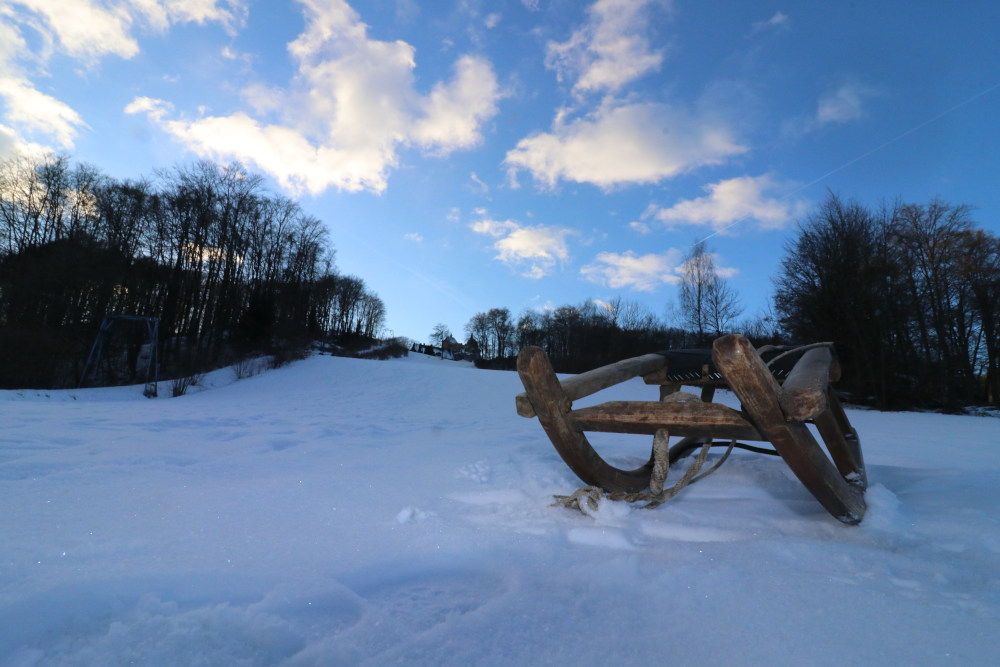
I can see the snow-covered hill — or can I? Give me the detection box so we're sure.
[2,353,998,665]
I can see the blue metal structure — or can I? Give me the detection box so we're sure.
[79,315,159,396]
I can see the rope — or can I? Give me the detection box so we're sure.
[552,436,736,515]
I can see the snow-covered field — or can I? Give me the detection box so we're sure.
[2,353,999,665]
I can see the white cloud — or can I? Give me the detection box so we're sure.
[580,249,683,292]
[412,55,501,154]
[0,123,19,156]
[644,174,809,232]
[546,0,664,95]
[677,251,739,280]
[0,11,27,65]
[1,0,245,63]
[504,99,746,189]
[0,0,245,156]
[127,0,501,194]
[0,76,88,149]
[404,232,423,242]
[470,215,575,278]
[124,95,173,121]
[8,0,139,61]
[470,218,511,237]
[815,80,876,126]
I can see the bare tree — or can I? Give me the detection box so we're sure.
[678,241,742,343]
[487,307,514,359]
[429,323,451,346]
[961,230,1000,403]
[464,311,491,358]
[0,154,394,388]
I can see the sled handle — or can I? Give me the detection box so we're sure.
[516,352,666,418]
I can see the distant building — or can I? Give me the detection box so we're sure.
[441,335,461,354]
[464,335,480,360]
[410,335,479,362]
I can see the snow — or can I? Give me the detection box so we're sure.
[2,353,999,665]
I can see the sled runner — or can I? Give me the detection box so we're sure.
[515,334,867,524]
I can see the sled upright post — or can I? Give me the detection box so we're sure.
[515,334,867,524]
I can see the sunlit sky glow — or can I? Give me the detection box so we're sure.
[2,0,998,340]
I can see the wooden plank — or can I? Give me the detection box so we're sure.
[778,347,832,421]
[515,392,536,418]
[815,388,867,487]
[516,352,666,418]
[569,400,763,440]
[560,353,666,402]
[712,334,866,524]
[658,383,681,401]
[516,346,653,492]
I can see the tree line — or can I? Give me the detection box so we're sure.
[0,154,386,389]
[459,193,998,410]
[462,291,780,375]
[776,193,999,410]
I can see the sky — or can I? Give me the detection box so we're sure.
[2,0,999,342]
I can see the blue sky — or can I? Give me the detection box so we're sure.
[2,0,998,342]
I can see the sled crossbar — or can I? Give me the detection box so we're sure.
[515,334,867,524]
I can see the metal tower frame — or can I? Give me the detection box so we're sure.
[79,314,159,396]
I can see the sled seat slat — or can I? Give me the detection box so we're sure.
[569,400,763,440]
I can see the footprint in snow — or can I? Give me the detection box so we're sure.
[395,506,432,523]
[456,460,491,483]
[354,570,506,635]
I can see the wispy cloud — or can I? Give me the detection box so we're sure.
[546,0,665,95]
[505,99,746,189]
[470,213,575,279]
[642,174,809,232]
[815,80,878,126]
[469,172,489,193]
[127,0,501,194]
[784,79,882,137]
[132,0,246,35]
[749,11,789,36]
[580,249,684,292]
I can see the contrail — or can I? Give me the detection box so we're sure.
[698,80,1000,242]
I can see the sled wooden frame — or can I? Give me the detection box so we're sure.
[515,334,867,524]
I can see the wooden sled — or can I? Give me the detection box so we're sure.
[515,334,867,524]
